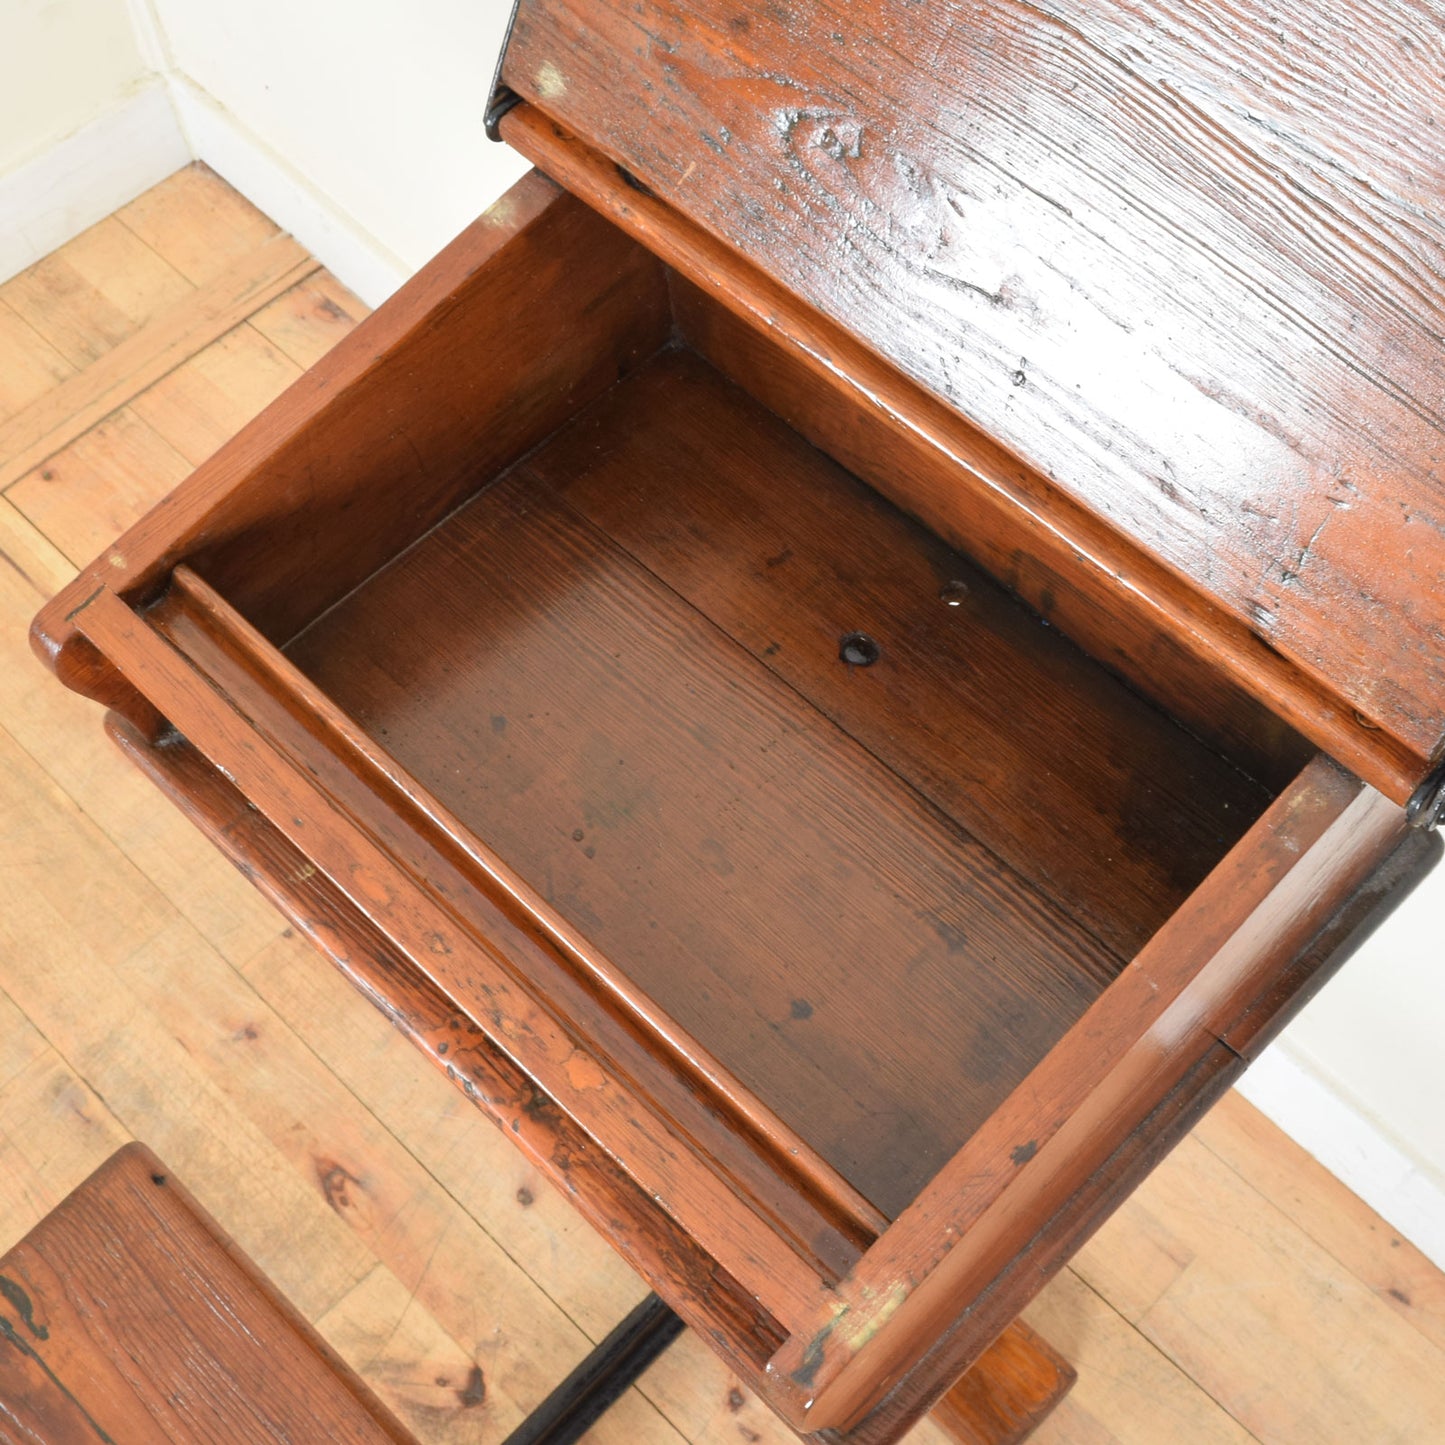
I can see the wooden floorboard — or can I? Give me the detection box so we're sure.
[1,162,1442,1445]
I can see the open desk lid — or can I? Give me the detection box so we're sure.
[496,0,1445,813]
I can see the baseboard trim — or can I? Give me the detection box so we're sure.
[1237,1042,1445,1272]
[168,79,412,309]
[0,83,190,286]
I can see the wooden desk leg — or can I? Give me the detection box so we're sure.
[926,1323,1075,1445]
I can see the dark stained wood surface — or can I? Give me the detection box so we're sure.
[498,112,1324,798]
[500,0,1445,802]
[31,173,670,715]
[839,820,1439,1445]
[101,721,1439,1445]
[769,754,1408,1431]
[151,565,887,1284]
[284,448,1122,1217]
[107,720,1084,1445]
[541,347,1271,960]
[0,1143,411,1444]
[70,585,832,1330]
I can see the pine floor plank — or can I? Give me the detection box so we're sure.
[0,301,74,424]
[0,1042,130,1249]
[0,214,192,367]
[1073,1135,1445,1444]
[0,986,57,1097]
[129,320,304,464]
[115,163,283,287]
[240,931,759,1443]
[1194,1091,1445,1357]
[1026,1273,1256,1445]
[0,233,316,490]
[0,725,377,1319]
[6,404,193,564]
[251,272,368,367]
[122,915,682,1442]
[0,492,72,593]
[240,930,648,1342]
[317,1262,516,1444]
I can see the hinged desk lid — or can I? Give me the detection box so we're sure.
[497,0,1445,807]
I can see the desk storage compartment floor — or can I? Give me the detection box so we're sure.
[260,344,1273,1218]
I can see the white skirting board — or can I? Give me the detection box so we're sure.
[1238,1041,1445,1272]
[166,78,412,310]
[0,82,190,287]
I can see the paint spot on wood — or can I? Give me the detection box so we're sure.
[565,1051,608,1092]
[1011,1140,1038,1165]
[790,998,814,1020]
[458,1364,487,1408]
[316,1159,364,1212]
[0,1277,49,1340]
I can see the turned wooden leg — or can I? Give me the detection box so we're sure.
[927,1322,1075,1445]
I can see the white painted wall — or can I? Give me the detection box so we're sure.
[4,0,1443,1267]
[133,0,529,301]
[1239,866,1445,1264]
[0,0,189,282]
[0,0,149,173]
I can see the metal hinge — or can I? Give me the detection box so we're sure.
[485,1,524,142]
[1406,761,1445,830]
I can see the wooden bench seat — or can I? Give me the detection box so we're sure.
[0,1143,411,1444]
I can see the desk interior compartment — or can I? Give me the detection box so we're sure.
[82,175,1312,1227]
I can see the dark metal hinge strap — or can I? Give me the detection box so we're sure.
[485,0,524,142]
[1406,761,1445,830]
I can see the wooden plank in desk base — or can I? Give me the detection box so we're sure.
[107,718,1079,1445]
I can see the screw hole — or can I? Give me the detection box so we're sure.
[838,632,880,667]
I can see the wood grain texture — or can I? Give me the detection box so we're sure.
[827,824,1440,1444]
[501,0,1445,801]
[546,347,1270,960]
[769,755,1408,1430]
[69,585,833,1332]
[0,1142,410,1443]
[498,108,1323,800]
[284,460,1120,1218]
[29,173,671,716]
[104,720,1077,1445]
[11,162,1445,1445]
[150,567,883,1285]
[926,1324,1074,1445]
[0,234,316,490]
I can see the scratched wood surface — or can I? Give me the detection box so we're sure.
[3,165,1444,1443]
[0,1142,411,1443]
[282,347,1264,1214]
[500,0,1445,806]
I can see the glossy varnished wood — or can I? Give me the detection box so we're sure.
[15,164,1445,1445]
[27,157,1440,1443]
[498,107,1316,798]
[542,347,1270,961]
[768,756,1407,1430]
[0,1143,410,1443]
[105,719,1080,1445]
[275,345,1270,1214]
[30,173,669,715]
[286,456,1117,1217]
[500,1,1445,804]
